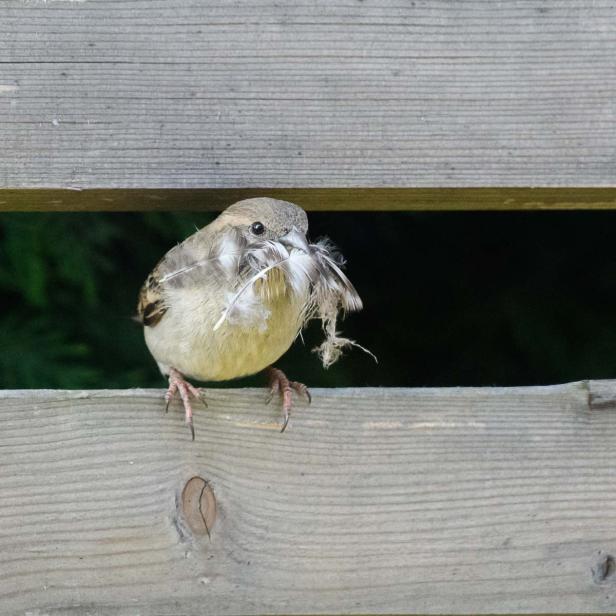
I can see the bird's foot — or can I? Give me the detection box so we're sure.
[265,366,311,433]
[165,367,207,440]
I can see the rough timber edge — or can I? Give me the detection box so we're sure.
[1,379,613,408]
[1,187,615,212]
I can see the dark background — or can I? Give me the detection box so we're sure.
[2,210,616,389]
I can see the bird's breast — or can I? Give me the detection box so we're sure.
[144,276,308,382]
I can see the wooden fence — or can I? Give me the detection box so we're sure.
[3,383,616,614]
[2,1,616,614]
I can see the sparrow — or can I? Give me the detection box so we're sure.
[136,197,369,439]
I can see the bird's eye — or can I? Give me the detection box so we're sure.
[250,221,265,235]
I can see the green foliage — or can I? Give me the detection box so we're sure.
[0,211,215,389]
[0,315,96,388]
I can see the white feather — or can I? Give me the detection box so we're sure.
[213,258,284,331]
[217,233,241,280]
[209,234,373,367]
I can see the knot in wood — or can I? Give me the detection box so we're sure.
[181,476,216,537]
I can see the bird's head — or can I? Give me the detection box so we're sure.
[216,197,310,252]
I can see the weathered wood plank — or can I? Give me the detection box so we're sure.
[2,187,616,212]
[2,382,616,614]
[1,1,615,191]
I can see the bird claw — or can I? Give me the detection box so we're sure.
[198,391,209,408]
[290,380,311,404]
[280,410,290,433]
[266,367,311,432]
[165,368,205,440]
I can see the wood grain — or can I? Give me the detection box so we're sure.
[0,1,615,191]
[2,382,616,614]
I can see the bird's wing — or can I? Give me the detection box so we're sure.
[136,229,243,327]
[136,259,168,327]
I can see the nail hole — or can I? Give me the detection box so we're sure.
[592,551,615,583]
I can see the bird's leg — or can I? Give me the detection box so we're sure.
[165,367,206,440]
[265,366,311,433]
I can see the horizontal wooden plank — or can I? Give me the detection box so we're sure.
[2,382,616,614]
[2,187,616,211]
[0,1,615,191]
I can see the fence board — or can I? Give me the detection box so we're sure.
[1,1,615,192]
[2,187,616,212]
[2,382,616,614]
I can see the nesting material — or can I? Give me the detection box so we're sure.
[212,233,374,367]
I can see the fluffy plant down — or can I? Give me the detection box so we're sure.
[208,232,376,368]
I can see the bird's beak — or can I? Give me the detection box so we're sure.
[279,227,310,253]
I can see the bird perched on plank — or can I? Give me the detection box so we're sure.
[136,197,369,438]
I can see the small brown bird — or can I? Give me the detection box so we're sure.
[137,197,368,438]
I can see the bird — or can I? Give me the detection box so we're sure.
[136,197,368,439]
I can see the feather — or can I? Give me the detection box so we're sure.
[212,234,374,367]
[159,229,244,287]
[213,257,288,331]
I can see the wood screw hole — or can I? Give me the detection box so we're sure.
[592,551,615,583]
